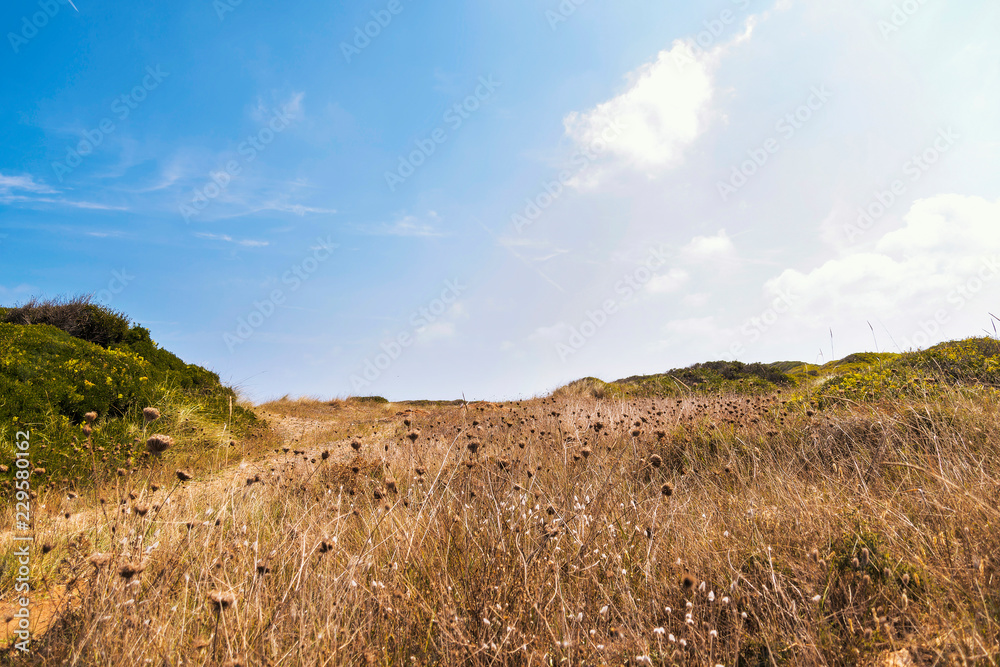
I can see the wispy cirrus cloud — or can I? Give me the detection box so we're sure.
[0,173,57,194]
[194,232,270,247]
[358,212,446,237]
[0,173,128,211]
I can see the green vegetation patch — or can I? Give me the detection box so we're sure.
[0,322,149,425]
[602,361,796,398]
[818,338,1000,405]
[0,298,260,488]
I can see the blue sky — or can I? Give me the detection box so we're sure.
[2,0,999,401]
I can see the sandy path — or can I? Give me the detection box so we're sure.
[0,410,349,650]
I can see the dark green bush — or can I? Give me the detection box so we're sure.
[2,295,131,348]
[351,396,390,404]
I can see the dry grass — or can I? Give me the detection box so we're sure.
[3,388,999,666]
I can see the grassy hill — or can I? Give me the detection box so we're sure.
[0,298,261,490]
[554,338,1000,404]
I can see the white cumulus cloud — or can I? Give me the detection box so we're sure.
[765,194,1000,324]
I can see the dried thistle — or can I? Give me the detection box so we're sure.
[208,590,237,611]
[118,559,146,580]
[146,434,173,455]
[89,552,112,568]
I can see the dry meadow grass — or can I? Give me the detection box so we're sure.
[2,387,999,666]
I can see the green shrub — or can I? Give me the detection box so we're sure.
[604,360,794,398]
[2,295,132,348]
[351,396,390,404]
[0,323,150,425]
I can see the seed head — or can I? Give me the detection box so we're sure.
[118,559,146,580]
[661,483,674,497]
[146,434,173,455]
[176,469,193,482]
[649,454,663,468]
[84,411,98,424]
[88,552,112,568]
[208,590,237,611]
[142,407,161,422]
